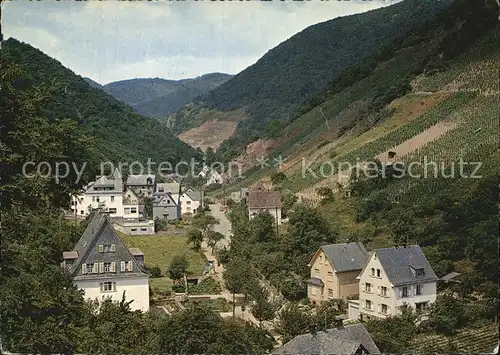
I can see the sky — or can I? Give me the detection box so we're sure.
[2,0,398,85]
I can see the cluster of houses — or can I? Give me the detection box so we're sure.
[306,242,438,321]
[70,168,204,235]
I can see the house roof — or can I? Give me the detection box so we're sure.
[85,169,123,194]
[440,272,462,282]
[184,190,202,202]
[373,245,438,286]
[62,251,78,259]
[155,182,180,194]
[153,193,178,207]
[65,211,149,280]
[129,248,144,256]
[126,174,155,186]
[307,277,324,286]
[276,323,380,355]
[315,242,369,272]
[248,190,282,209]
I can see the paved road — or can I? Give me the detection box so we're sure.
[209,203,232,249]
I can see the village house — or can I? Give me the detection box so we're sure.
[307,242,369,303]
[152,182,181,221]
[125,174,156,198]
[354,245,438,321]
[198,165,224,186]
[277,323,380,355]
[61,211,150,311]
[122,188,141,220]
[179,188,203,216]
[248,188,282,225]
[71,168,124,218]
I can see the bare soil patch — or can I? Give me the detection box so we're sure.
[375,120,457,163]
[179,119,239,151]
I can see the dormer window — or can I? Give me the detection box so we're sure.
[415,268,425,276]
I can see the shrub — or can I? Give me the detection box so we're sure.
[145,264,162,278]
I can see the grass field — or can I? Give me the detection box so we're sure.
[120,233,207,295]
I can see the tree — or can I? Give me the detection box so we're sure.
[250,286,277,325]
[271,171,287,186]
[366,305,417,353]
[207,230,225,254]
[186,228,203,250]
[425,293,467,335]
[283,204,336,275]
[282,193,298,218]
[275,303,312,344]
[316,186,334,204]
[250,210,276,243]
[167,255,189,284]
[192,213,220,238]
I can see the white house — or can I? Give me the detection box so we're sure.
[122,188,140,220]
[179,189,203,216]
[71,168,124,218]
[356,245,438,321]
[248,188,282,225]
[198,165,223,186]
[61,211,150,312]
[125,174,156,198]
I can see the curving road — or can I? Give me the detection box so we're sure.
[208,203,232,249]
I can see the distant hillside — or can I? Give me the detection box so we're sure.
[169,0,454,157]
[2,38,201,179]
[83,77,102,89]
[103,73,232,118]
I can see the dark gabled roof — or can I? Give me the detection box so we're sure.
[155,182,180,194]
[66,211,149,280]
[374,245,438,286]
[184,190,202,202]
[153,193,178,207]
[440,272,462,282]
[126,174,155,186]
[319,242,369,272]
[248,190,282,209]
[307,277,324,286]
[276,323,380,355]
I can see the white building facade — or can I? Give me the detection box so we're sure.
[62,212,150,312]
[357,245,438,320]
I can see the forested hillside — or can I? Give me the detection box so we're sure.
[169,0,454,157]
[104,73,232,118]
[2,38,201,180]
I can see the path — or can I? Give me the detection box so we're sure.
[208,203,232,249]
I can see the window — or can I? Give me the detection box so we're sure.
[124,208,131,214]
[415,268,425,276]
[380,286,388,296]
[120,261,126,272]
[311,286,317,296]
[374,254,377,260]
[131,228,137,232]
[80,210,84,215]
[96,197,100,202]
[416,302,428,311]
[328,271,333,282]
[104,262,111,272]
[111,196,115,202]
[86,263,92,274]
[130,208,137,214]
[371,268,375,276]
[110,244,116,252]
[314,268,320,275]
[365,300,372,310]
[319,255,323,264]
[141,228,147,231]
[92,196,95,202]
[381,304,388,314]
[328,289,333,298]
[108,208,117,214]
[101,281,116,293]
[416,284,422,295]
[365,282,372,293]
[186,200,191,205]
[402,286,409,297]
[377,269,381,278]
[98,245,104,253]
[187,207,191,211]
